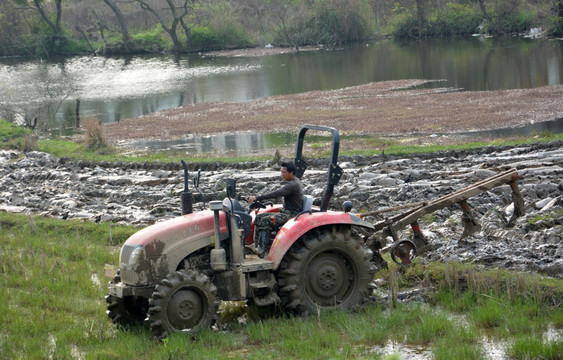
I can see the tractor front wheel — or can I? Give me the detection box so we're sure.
[146,270,218,339]
[278,226,375,315]
[106,271,147,327]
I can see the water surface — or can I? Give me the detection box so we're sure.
[1,37,561,135]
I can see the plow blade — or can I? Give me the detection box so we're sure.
[366,168,526,265]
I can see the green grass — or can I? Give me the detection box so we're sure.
[0,119,32,149]
[2,117,562,165]
[39,130,563,164]
[1,212,561,359]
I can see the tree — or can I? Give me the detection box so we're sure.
[33,0,63,35]
[476,0,522,34]
[416,0,428,37]
[134,0,191,52]
[12,0,71,56]
[12,0,64,35]
[102,0,131,50]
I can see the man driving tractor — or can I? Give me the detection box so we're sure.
[247,161,304,256]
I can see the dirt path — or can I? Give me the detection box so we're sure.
[103,79,563,142]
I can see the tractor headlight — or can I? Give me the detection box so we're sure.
[119,245,148,285]
[129,246,146,266]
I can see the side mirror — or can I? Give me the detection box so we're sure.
[342,201,353,213]
[193,169,201,189]
[226,178,237,199]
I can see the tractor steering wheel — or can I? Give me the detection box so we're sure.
[241,196,271,212]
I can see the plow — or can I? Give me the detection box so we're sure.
[361,168,525,265]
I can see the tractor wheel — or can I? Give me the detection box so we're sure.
[278,226,375,315]
[146,269,218,339]
[106,272,147,327]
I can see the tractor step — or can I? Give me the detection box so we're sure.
[247,271,279,306]
[240,255,275,272]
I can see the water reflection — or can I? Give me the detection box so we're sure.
[123,118,563,155]
[0,37,561,134]
[124,131,297,155]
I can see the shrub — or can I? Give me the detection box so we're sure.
[132,24,170,52]
[270,0,373,46]
[390,10,419,38]
[189,26,221,51]
[21,18,89,57]
[314,3,370,44]
[392,4,483,38]
[429,4,483,36]
[20,134,38,152]
[189,1,251,51]
[82,118,108,151]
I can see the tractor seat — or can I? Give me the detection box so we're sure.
[302,195,313,212]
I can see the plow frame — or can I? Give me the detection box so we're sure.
[361,168,525,265]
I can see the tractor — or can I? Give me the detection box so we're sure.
[106,124,378,339]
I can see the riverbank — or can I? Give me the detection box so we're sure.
[102,79,563,143]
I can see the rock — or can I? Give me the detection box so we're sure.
[535,197,554,209]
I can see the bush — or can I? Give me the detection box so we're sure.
[20,134,38,152]
[491,9,536,34]
[314,3,370,44]
[390,10,420,38]
[82,118,109,151]
[546,14,563,36]
[189,1,251,51]
[21,19,89,57]
[429,4,483,36]
[272,0,373,46]
[392,4,483,38]
[132,24,170,52]
[190,26,221,51]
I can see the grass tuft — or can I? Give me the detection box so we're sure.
[82,117,111,152]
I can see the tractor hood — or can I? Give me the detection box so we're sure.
[119,210,228,286]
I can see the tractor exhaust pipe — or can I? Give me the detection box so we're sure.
[180,160,193,215]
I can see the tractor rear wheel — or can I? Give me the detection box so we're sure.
[278,226,375,315]
[146,269,218,339]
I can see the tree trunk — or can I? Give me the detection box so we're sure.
[102,0,131,50]
[135,0,186,52]
[416,0,427,38]
[178,0,192,47]
[33,0,62,34]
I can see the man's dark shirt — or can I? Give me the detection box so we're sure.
[256,177,304,213]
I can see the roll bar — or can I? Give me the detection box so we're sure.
[294,124,343,212]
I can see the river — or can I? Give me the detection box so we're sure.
[1,37,561,129]
[0,37,562,154]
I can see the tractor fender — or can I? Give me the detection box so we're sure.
[268,212,375,269]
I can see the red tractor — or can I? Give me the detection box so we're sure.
[106,125,378,339]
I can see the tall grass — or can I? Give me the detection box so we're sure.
[82,117,110,152]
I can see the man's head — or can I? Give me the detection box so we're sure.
[280,161,296,181]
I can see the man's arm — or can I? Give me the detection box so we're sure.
[256,182,296,201]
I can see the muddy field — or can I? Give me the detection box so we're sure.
[1,140,561,276]
[103,79,563,143]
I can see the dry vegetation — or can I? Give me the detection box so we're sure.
[103,79,563,142]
